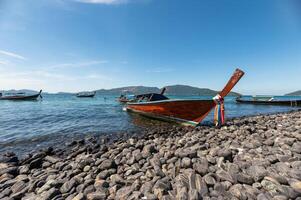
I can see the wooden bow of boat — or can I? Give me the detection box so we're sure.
[125,68,245,126]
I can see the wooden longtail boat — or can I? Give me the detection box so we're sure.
[0,90,42,101]
[76,91,96,98]
[125,69,244,126]
[236,97,301,106]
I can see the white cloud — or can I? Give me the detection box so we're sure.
[0,60,9,65]
[0,50,26,60]
[74,0,128,4]
[85,73,113,80]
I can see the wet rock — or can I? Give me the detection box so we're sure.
[44,156,60,164]
[29,157,43,169]
[0,166,18,176]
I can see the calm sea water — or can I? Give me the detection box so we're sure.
[0,94,300,155]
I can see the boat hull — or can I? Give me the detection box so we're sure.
[0,93,40,101]
[76,94,95,98]
[126,99,215,126]
[236,99,301,106]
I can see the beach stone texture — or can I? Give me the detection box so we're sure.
[0,110,301,199]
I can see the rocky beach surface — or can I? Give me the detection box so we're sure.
[1,110,301,200]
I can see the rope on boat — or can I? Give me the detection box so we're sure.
[213,94,225,126]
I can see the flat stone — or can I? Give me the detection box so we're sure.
[216,169,236,183]
[246,165,267,182]
[193,157,208,176]
[236,173,254,184]
[115,186,133,200]
[60,179,77,193]
[99,159,116,170]
[11,180,27,193]
[86,191,107,200]
[40,188,60,200]
[72,193,85,200]
[44,156,60,164]
[203,174,216,186]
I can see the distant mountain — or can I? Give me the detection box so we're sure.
[164,85,240,96]
[96,86,160,95]
[286,90,301,96]
[96,85,240,96]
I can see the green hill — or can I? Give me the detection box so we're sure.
[96,85,241,96]
[285,90,301,96]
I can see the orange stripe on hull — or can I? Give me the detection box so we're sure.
[127,100,215,125]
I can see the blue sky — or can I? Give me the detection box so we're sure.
[0,0,300,94]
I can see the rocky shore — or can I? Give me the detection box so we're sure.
[1,110,301,200]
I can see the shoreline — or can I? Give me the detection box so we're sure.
[0,110,301,199]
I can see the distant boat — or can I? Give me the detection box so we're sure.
[236,96,301,106]
[124,69,244,126]
[76,91,96,98]
[0,90,42,101]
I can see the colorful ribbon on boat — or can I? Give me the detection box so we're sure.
[213,94,225,126]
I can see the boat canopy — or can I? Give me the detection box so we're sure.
[135,93,169,102]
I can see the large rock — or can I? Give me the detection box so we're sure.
[115,186,133,200]
[86,191,107,200]
[40,188,60,200]
[246,165,267,182]
[99,159,116,170]
[288,179,301,194]
[142,144,156,158]
[216,169,236,183]
[60,178,78,193]
[193,157,208,176]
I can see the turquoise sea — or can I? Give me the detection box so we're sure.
[0,94,300,155]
